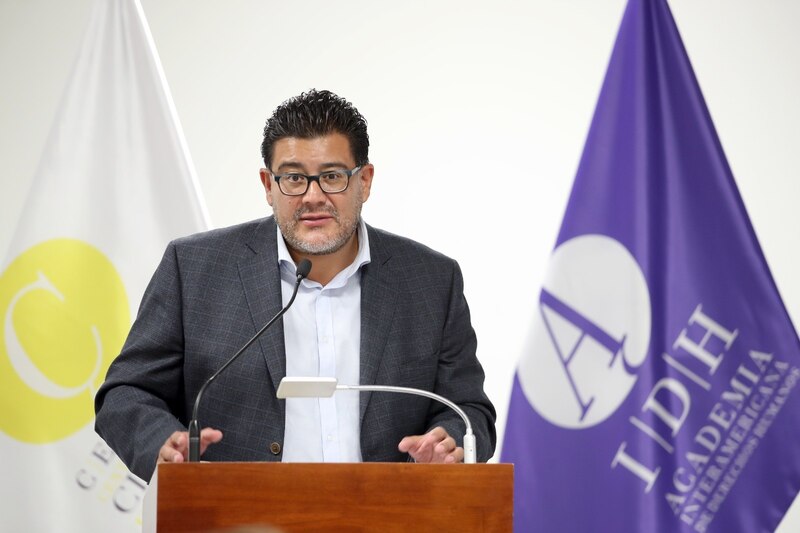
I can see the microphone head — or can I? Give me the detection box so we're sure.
[296,259,312,280]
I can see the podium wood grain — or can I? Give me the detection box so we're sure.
[156,462,512,532]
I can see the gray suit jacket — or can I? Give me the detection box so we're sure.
[95,217,496,482]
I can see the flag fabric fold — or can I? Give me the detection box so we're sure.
[501,0,800,531]
[0,0,208,530]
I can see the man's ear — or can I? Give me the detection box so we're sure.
[359,164,375,202]
[260,168,274,206]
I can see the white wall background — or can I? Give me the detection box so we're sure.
[1,0,798,529]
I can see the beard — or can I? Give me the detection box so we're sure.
[275,200,363,256]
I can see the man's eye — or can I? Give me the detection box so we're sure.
[284,174,306,183]
[320,172,344,182]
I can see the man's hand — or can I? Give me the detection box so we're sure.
[398,426,464,463]
[157,428,223,464]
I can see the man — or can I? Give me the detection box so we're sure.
[95,89,496,482]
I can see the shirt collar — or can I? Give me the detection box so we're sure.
[277,218,371,287]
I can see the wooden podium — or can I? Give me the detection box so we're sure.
[145,462,512,532]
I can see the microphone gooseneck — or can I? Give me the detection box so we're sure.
[336,384,477,464]
[188,258,312,462]
[275,377,478,463]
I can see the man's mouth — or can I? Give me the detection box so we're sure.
[298,212,335,227]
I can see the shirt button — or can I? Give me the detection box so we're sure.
[269,442,281,455]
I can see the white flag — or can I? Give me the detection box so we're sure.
[0,0,209,530]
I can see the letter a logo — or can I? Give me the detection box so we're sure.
[519,235,652,429]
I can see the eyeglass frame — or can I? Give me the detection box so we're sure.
[269,166,362,196]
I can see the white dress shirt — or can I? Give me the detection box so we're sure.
[278,219,370,462]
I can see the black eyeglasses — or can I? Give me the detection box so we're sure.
[270,166,361,196]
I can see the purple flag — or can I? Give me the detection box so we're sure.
[501,1,800,531]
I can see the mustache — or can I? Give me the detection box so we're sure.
[293,205,339,221]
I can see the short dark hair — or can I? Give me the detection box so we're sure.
[261,89,369,169]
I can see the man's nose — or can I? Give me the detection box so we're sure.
[302,180,327,203]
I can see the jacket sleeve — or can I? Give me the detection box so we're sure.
[424,260,497,462]
[94,242,187,482]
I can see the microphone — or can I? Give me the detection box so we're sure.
[188,258,312,462]
[276,377,478,463]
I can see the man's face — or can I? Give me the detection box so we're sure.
[260,133,373,256]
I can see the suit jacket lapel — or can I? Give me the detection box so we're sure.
[359,225,399,422]
[238,217,287,393]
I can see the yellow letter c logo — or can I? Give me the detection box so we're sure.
[0,239,129,443]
